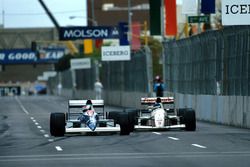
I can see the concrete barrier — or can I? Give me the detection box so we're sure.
[174,93,250,128]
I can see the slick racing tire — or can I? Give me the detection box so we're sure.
[118,112,130,135]
[184,109,196,131]
[50,113,66,137]
[124,109,137,132]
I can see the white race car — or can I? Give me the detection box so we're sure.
[132,97,196,131]
[50,99,132,136]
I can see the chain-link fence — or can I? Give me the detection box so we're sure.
[101,50,148,92]
[164,26,250,96]
[48,49,149,94]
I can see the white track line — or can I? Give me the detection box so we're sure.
[44,134,49,138]
[55,146,63,151]
[168,137,180,141]
[152,132,162,135]
[15,97,29,115]
[48,139,54,142]
[192,144,207,149]
[40,130,45,133]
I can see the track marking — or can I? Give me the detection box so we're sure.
[152,132,162,135]
[48,139,54,142]
[35,122,39,125]
[192,144,207,149]
[15,97,29,115]
[44,134,49,138]
[40,130,45,133]
[55,146,63,151]
[37,126,42,129]
[30,117,34,120]
[168,137,180,141]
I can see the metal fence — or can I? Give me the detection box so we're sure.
[48,49,149,93]
[101,50,148,92]
[164,26,250,96]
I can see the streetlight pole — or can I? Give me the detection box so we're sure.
[128,0,132,44]
[91,0,95,26]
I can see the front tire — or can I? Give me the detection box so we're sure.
[118,112,130,135]
[50,113,65,137]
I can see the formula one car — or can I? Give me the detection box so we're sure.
[132,97,196,131]
[50,99,132,136]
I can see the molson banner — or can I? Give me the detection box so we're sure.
[222,0,250,25]
[0,48,65,64]
[59,26,120,40]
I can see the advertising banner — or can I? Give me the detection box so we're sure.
[0,48,65,64]
[0,85,21,96]
[101,46,130,61]
[182,0,198,14]
[70,58,91,70]
[59,26,120,40]
[37,48,65,63]
[222,0,250,25]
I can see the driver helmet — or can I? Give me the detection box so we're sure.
[82,105,91,112]
[156,97,161,103]
[82,100,93,112]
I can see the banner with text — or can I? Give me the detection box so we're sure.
[101,46,130,61]
[0,48,65,64]
[222,0,250,25]
[59,26,120,40]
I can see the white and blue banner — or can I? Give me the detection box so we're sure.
[0,48,65,64]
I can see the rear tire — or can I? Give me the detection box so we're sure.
[184,109,196,131]
[177,108,186,124]
[50,113,65,136]
[118,112,130,135]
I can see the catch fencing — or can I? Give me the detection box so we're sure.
[48,49,149,97]
[163,26,250,96]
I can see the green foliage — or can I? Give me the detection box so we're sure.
[54,53,71,71]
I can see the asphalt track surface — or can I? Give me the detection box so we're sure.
[0,95,250,167]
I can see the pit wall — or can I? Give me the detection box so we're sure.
[58,88,250,128]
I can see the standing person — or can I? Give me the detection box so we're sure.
[153,76,165,97]
[94,79,103,100]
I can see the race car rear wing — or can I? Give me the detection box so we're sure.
[68,100,104,108]
[141,97,174,105]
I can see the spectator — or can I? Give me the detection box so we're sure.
[153,76,165,97]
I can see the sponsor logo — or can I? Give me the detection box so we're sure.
[222,0,250,25]
[103,50,129,56]
[225,4,250,14]
[0,53,5,60]
[101,46,130,61]
[60,26,120,40]
[0,86,21,96]
[64,29,109,38]
[8,52,36,61]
